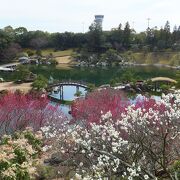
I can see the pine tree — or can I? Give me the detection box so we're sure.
[123,22,131,48]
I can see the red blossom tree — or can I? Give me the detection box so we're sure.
[0,92,65,135]
[71,88,129,124]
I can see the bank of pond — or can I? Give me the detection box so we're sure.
[0,64,178,86]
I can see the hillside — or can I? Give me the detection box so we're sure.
[124,51,180,66]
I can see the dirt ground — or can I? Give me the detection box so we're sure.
[0,82,32,92]
[55,56,77,69]
[55,56,73,64]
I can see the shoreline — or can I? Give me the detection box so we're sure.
[133,63,180,69]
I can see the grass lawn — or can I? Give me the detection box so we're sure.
[123,51,180,66]
[55,56,72,64]
[23,48,76,57]
[41,49,75,57]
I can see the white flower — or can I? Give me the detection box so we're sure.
[79,162,83,166]
[42,145,52,152]
[75,173,82,179]
[81,150,85,153]
[144,175,149,179]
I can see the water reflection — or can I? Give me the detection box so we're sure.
[50,86,87,101]
[130,94,161,104]
[49,85,87,118]
[49,101,72,119]
[49,87,161,119]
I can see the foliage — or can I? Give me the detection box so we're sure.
[32,75,48,90]
[109,78,117,87]
[74,90,82,97]
[3,43,22,60]
[177,80,180,89]
[15,65,31,82]
[176,72,180,89]
[0,128,43,179]
[36,49,42,57]
[1,21,180,63]
[0,29,13,61]
[120,70,136,83]
[160,84,171,92]
[100,49,121,65]
[87,83,96,92]
[26,50,34,57]
[36,164,56,180]
[87,22,105,52]
[171,161,180,179]
[123,22,131,48]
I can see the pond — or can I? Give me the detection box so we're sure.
[49,86,87,101]
[48,85,162,119]
[50,101,72,118]
[0,64,176,117]
[0,65,178,86]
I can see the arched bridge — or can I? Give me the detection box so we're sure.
[150,77,177,91]
[48,81,88,89]
[48,81,88,101]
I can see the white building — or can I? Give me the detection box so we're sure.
[19,57,30,64]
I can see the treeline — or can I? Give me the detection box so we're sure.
[1,21,180,62]
[0,26,86,61]
[86,21,180,53]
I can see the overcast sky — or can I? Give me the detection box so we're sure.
[0,0,179,33]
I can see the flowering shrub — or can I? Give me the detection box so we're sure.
[0,128,43,179]
[71,88,129,124]
[43,90,180,179]
[0,92,65,135]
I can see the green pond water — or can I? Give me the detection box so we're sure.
[0,65,178,86]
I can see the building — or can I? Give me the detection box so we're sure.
[94,15,104,27]
[19,57,30,64]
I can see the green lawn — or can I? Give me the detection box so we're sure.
[123,51,180,66]
[41,49,75,57]
[23,48,76,57]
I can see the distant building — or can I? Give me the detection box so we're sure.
[94,15,104,28]
[19,57,29,64]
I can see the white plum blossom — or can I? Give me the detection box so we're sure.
[144,174,149,179]
[43,91,180,179]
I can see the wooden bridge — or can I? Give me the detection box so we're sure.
[151,77,177,91]
[48,80,88,101]
[0,62,20,72]
[48,81,88,89]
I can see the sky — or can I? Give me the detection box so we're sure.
[0,0,180,33]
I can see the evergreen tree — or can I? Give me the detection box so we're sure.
[123,22,131,48]
[164,21,172,48]
[87,22,105,52]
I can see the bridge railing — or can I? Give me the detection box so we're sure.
[48,79,88,88]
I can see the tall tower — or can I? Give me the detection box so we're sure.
[94,15,104,28]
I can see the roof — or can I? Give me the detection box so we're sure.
[0,67,14,71]
[19,57,29,60]
[151,77,177,83]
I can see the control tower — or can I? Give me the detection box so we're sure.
[94,15,104,27]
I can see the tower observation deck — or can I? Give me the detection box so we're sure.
[94,15,104,27]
